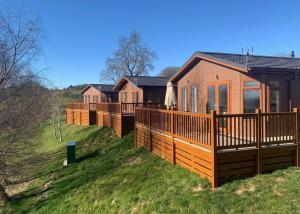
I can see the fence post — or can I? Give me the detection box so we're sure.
[256,109,262,174]
[210,110,217,188]
[149,106,152,152]
[293,108,300,167]
[171,109,176,165]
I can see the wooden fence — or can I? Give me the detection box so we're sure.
[66,102,163,137]
[135,107,300,188]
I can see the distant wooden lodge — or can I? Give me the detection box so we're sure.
[169,51,300,114]
[81,84,118,103]
[113,76,168,104]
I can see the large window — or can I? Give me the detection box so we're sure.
[191,86,197,113]
[181,88,187,112]
[207,85,215,113]
[243,81,260,113]
[244,90,260,113]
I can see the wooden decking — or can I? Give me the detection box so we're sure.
[135,107,300,188]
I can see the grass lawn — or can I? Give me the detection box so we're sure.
[2,121,300,213]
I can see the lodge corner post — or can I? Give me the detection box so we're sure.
[293,108,300,167]
[255,109,262,174]
[210,110,217,188]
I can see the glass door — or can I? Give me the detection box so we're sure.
[270,89,280,112]
[218,84,228,115]
[207,85,216,113]
[218,84,228,128]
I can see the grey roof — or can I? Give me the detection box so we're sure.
[197,51,300,71]
[125,76,168,86]
[89,84,115,92]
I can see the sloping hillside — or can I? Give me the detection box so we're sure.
[2,122,300,213]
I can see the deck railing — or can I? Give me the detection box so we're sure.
[135,107,300,151]
[135,107,212,149]
[66,102,164,115]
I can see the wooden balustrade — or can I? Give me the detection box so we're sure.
[135,107,300,150]
[135,107,212,149]
[135,107,300,188]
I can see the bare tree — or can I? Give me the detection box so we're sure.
[157,66,180,78]
[0,7,46,203]
[50,90,64,143]
[101,31,157,82]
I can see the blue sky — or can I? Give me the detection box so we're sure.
[1,0,300,88]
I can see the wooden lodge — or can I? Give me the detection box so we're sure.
[169,51,300,114]
[134,51,300,187]
[81,84,118,104]
[113,76,168,104]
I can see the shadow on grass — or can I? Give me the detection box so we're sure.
[76,150,100,163]
[9,129,132,208]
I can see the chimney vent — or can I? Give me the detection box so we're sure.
[291,51,295,58]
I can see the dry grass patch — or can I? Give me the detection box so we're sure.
[275,177,285,183]
[235,183,256,196]
[192,184,204,192]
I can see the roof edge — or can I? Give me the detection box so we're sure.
[169,51,248,83]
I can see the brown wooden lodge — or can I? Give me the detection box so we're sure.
[66,51,300,188]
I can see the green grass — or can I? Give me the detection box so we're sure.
[2,121,300,213]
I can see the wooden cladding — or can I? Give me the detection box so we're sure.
[66,109,90,126]
[135,107,300,188]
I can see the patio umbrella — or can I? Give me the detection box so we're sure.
[164,82,177,109]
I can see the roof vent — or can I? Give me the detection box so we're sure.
[291,51,295,58]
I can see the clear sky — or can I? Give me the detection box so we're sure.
[1,0,300,88]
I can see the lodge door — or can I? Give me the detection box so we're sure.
[207,82,230,129]
[207,83,230,114]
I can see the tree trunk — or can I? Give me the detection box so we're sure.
[51,116,58,142]
[0,184,10,204]
[57,109,63,143]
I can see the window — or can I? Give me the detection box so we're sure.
[191,86,197,112]
[219,84,228,114]
[270,90,280,112]
[93,95,97,103]
[181,88,187,111]
[243,90,260,113]
[132,92,139,103]
[244,81,259,88]
[121,92,127,103]
[243,80,260,113]
[207,85,215,113]
[84,95,87,103]
[88,95,91,103]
